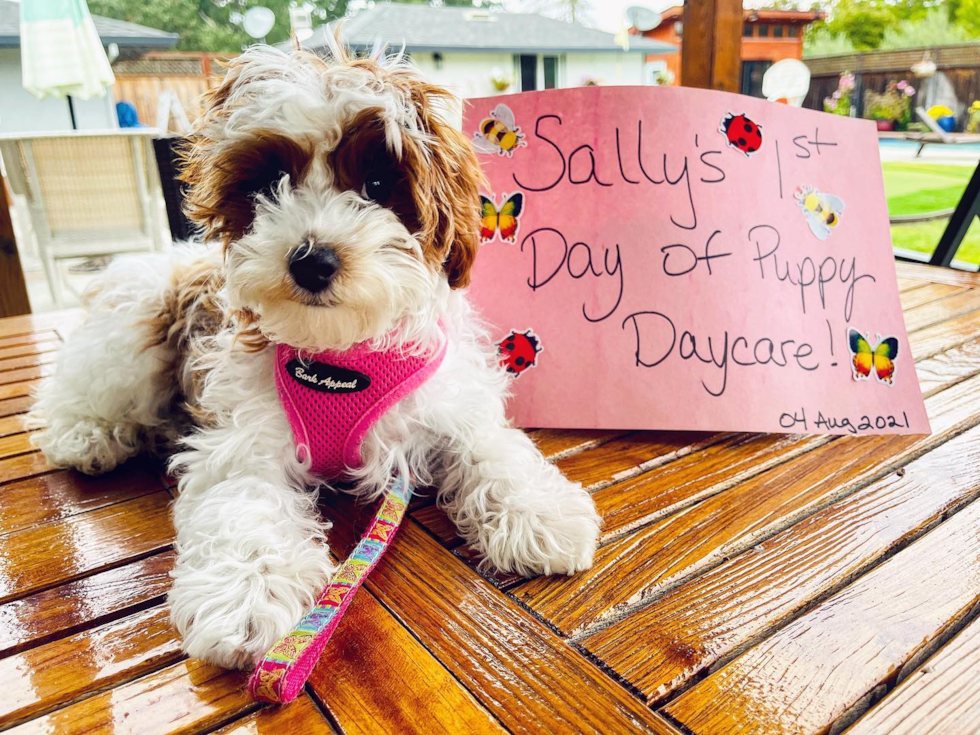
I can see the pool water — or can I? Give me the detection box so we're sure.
[879,138,980,153]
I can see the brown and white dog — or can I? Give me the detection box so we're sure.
[29,44,600,669]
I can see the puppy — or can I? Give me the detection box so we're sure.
[29,44,600,670]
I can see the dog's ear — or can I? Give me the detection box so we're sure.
[178,50,319,246]
[404,86,485,289]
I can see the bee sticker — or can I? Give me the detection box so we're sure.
[848,328,898,385]
[795,186,845,240]
[472,104,527,157]
[497,329,541,377]
[480,192,524,243]
[720,112,763,156]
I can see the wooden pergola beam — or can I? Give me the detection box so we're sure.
[681,0,744,93]
[0,172,31,318]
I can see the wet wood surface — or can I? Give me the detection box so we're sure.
[2,262,979,733]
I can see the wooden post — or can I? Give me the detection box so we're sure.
[681,0,743,93]
[0,171,31,317]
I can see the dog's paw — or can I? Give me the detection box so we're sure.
[31,417,138,475]
[474,475,600,578]
[168,545,336,670]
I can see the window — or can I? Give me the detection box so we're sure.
[774,24,784,38]
[788,25,799,37]
[543,56,559,89]
[743,22,752,37]
[740,60,772,98]
[757,23,769,37]
[519,54,537,92]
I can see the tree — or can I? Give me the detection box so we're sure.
[88,0,495,52]
[956,0,980,36]
[522,0,594,25]
[88,0,348,51]
[823,0,896,50]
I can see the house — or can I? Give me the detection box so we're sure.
[0,0,177,133]
[641,6,824,96]
[299,3,676,99]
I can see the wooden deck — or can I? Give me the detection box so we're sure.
[2,260,980,733]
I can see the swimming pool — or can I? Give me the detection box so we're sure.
[879,138,980,153]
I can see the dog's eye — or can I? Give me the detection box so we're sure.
[361,170,395,204]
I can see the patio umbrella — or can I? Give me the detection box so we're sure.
[20,0,115,128]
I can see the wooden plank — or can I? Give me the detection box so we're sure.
[0,451,55,485]
[0,351,57,373]
[910,307,980,360]
[0,413,26,438]
[0,605,182,729]
[0,379,40,401]
[663,499,980,734]
[894,261,980,287]
[591,333,980,546]
[212,696,332,734]
[898,282,964,310]
[319,501,680,735]
[0,491,174,604]
[511,372,980,635]
[849,615,980,735]
[896,278,928,292]
[0,464,163,536]
[903,285,980,333]
[0,363,54,386]
[0,310,84,339]
[411,504,462,547]
[555,431,721,490]
[0,173,31,318]
[592,432,827,544]
[0,551,174,657]
[915,337,980,396]
[0,430,32,460]
[308,588,504,734]
[528,429,624,461]
[5,659,253,735]
[0,337,60,361]
[584,425,980,703]
[0,396,33,419]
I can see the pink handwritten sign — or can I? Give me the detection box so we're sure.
[465,86,930,436]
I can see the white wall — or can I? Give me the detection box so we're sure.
[564,52,645,88]
[412,50,648,100]
[412,52,515,99]
[0,49,117,133]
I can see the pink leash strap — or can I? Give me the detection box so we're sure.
[248,477,413,704]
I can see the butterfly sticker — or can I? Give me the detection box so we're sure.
[795,186,845,240]
[848,328,898,385]
[480,192,524,243]
[472,103,527,157]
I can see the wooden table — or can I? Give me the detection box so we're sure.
[1,261,980,734]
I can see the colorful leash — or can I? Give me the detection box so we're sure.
[248,476,413,704]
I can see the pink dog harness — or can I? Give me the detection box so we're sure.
[274,332,446,479]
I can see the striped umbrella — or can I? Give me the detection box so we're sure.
[20,0,115,126]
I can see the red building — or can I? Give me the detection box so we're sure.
[640,6,824,95]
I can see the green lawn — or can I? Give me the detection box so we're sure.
[883,162,980,264]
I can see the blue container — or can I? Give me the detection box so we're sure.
[938,115,957,133]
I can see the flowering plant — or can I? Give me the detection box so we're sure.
[968,101,980,134]
[823,72,854,116]
[864,80,916,128]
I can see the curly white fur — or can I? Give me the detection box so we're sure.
[29,46,600,670]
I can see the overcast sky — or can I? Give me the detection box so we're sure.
[501,0,680,33]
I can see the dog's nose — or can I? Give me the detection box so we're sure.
[288,245,341,294]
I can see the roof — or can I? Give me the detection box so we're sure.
[657,5,824,23]
[0,0,178,48]
[301,3,676,55]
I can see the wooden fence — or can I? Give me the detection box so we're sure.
[804,43,980,118]
[111,53,227,129]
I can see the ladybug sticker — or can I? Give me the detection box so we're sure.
[497,329,541,377]
[720,112,763,156]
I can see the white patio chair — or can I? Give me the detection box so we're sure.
[0,129,166,306]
